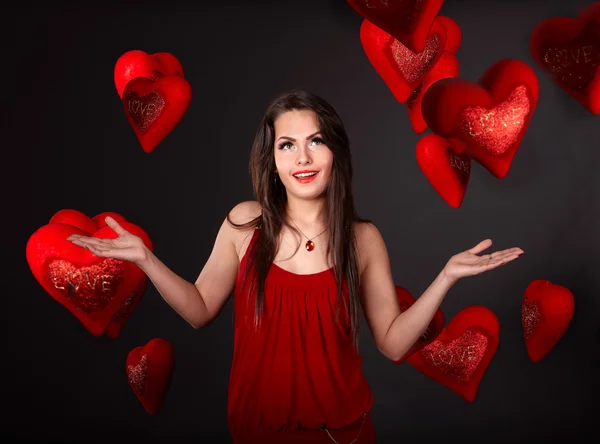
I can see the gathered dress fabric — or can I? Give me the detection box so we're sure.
[228,229,376,443]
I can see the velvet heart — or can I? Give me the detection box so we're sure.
[360,16,461,103]
[407,305,500,402]
[530,2,600,114]
[127,338,175,415]
[26,209,152,336]
[522,279,575,362]
[347,0,445,53]
[114,50,185,98]
[421,58,539,178]
[416,133,471,208]
[393,285,445,364]
[123,76,192,153]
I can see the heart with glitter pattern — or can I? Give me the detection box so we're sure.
[407,305,500,402]
[360,15,461,103]
[393,285,445,364]
[347,0,445,53]
[421,58,539,179]
[26,209,152,337]
[127,338,175,415]
[529,2,600,115]
[123,76,192,153]
[114,50,185,99]
[416,133,471,208]
[522,279,575,362]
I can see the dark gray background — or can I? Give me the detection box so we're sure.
[6,0,599,442]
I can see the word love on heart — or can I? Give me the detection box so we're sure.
[420,329,487,382]
[461,85,530,156]
[126,91,166,133]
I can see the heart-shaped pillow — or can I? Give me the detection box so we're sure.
[360,16,461,103]
[529,2,600,114]
[114,50,185,98]
[347,0,445,53]
[416,133,471,208]
[407,305,500,402]
[127,338,175,415]
[123,76,192,153]
[26,209,152,336]
[522,279,575,362]
[421,58,539,179]
[393,285,445,364]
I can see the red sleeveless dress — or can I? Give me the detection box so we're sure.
[227,229,376,443]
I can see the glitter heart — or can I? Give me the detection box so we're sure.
[530,2,600,114]
[460,85,531,156]
[122,76,192,153]
[126,339,175,415]
[421,58,539,178]
[26,210,152,336]
[360,16,460,103]
[407,306,500,402]
[521,279,575,362]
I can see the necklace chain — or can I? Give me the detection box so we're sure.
[289,218,327,242]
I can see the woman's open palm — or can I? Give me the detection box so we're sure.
[67,216,148,264]
[443,239,524,283]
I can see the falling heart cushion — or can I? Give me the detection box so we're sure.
[26,209,152,336]
[360,16,461,103]
[123,76,192,153]
[114,50,185,98]
[421,58,539,179]
[416,133,471,208]
[529,3,600,114]
[522,279,575,362]
[347,0,445,53]
[393,285,445,364]
[407,305,500,402]
[127,338,175,415]
[407,51,460,134]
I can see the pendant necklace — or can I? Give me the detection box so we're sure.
[289,218,328,252]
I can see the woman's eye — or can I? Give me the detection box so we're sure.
[311,137,324,146]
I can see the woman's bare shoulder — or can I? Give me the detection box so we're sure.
[226,200,262,259]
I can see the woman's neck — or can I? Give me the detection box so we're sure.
[285,195,327,227]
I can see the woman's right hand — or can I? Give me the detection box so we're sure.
[67,216,149,265]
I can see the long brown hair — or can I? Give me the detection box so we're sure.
[227,89,370,350]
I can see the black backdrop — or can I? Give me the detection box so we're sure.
[7,0,600,442]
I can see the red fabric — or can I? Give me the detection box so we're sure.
[228,229,375,443]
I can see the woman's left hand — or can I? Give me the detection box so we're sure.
[442,239,524,284]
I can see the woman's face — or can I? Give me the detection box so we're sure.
[273,109,333,200]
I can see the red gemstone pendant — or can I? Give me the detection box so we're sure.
[305,240,315,252]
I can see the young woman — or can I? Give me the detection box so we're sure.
[68,90,523,443]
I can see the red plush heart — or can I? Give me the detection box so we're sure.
[127,338,175,415]
[360,16,461,103]
[123,76,192,153]
[347,0,444,53]
[530,3,600,114]
[393,285,445,364]
[114,50,185,99]
[407,305,500,402]
[416,133,471,208]
[421,58,539,179]
[522,279,575,362]
[26,210,152,336]
[407,51,460,133]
